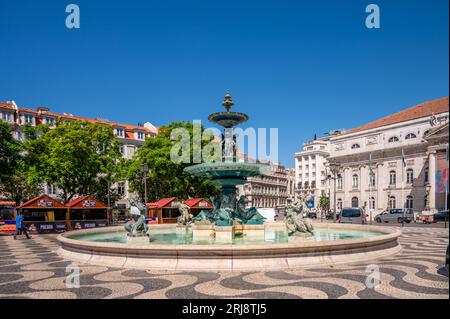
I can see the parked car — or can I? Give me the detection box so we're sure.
[433,210,449,222]
[326,211,339,220]
[307,212,317,219]
[338,207,366,224]
[375,209,413,223]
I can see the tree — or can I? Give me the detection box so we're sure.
[23,121,122,203]
[126,122,219,202]
[319,193,330,210]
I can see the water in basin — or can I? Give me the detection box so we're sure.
[71,228,383,245]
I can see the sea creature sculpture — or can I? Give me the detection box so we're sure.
[176,202,193,226]
[124,200,149,237]
[284,199,314,236]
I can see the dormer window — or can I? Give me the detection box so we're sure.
[136,131,145,140]
[388,136,399,143]
[351,143,361,149]
[115,128,124,138]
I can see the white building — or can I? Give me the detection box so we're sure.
[325,97,449,217]
[294,135,332,208]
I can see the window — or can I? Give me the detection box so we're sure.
[352,174,359,188]
[369,197,375,210]
[24,114,34,124]
[304,181,309,188]
[48,184,56,195]
[424,167,429,183]
[337,199,343,210]
[369,172,376,187]
[406,168,414,184]
[388,136,399,143]
[351,197,359,208]
[116,128,124,137]
[389,170,396,186]
[405,133,417,140]
[351,143,361,149]
[336,174,342,189]
[406,195,413,209]
[119,145,124,155]
[45,117,55,126]
[1,112,11,122]
[117,183,125,196]
[389,196,396,209]
[311,181,316,189]
[137,131,145,140]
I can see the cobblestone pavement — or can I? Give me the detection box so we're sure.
[0,227,448,299]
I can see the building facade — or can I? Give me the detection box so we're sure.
[238,163,293,209]
[0,100,158,207]
[323,97,449,217]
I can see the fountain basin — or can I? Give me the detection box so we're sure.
[56,223,401,271]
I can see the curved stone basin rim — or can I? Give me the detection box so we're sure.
[56,224,401,270]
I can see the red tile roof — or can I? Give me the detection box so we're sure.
[184,198,212,208]
[0,201,16,206]
[66,196,107,208]
[0,102,15,110]
[16,195,65,209]
[147,197,178,209]
[344,97,449,135]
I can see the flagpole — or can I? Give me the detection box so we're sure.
[401,149,405,228]
[369,154,373,225]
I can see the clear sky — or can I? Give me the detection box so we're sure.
[1,0,448,167]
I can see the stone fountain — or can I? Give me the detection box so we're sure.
[184,93,269,242]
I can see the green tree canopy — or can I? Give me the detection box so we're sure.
[23,121,122,203]
[126,121,219,202]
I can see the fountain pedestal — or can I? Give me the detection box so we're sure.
[126,236,149,244]
[242,224,265,239]
[214,226,235,243]
[192,224,215,241]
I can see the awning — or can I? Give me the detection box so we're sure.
[16,195,65,209]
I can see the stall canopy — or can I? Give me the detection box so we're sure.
[184,198,213,217]
[66,196,108,230]
[0,201,16,224]
[147,197,181,224]
[16,195,66,232]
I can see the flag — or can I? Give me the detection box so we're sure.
[401,149,407,167]
[369,154,374,176]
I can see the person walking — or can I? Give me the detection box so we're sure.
[14,213,31,240]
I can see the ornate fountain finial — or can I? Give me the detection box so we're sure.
[222,91,234,112]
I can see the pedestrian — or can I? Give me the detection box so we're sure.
[13,212,31,240]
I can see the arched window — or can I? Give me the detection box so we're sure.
[351,197,359,208]
[351,143,361,149]
[388,136,399,143]
[337,174,343,189]
[352,174,359,188]
[369,172,376,187]
[389,170,396,186]
[405,133,417,140]
[369,197,376,210]
[389,196,396,209]
[406,168,414,184]
[337,198,343,210]
[406,195,413,209]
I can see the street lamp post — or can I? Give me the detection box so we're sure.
[329,162,340,223]
[140,164,149,205]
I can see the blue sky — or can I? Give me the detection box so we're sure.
[0,0,448,167]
